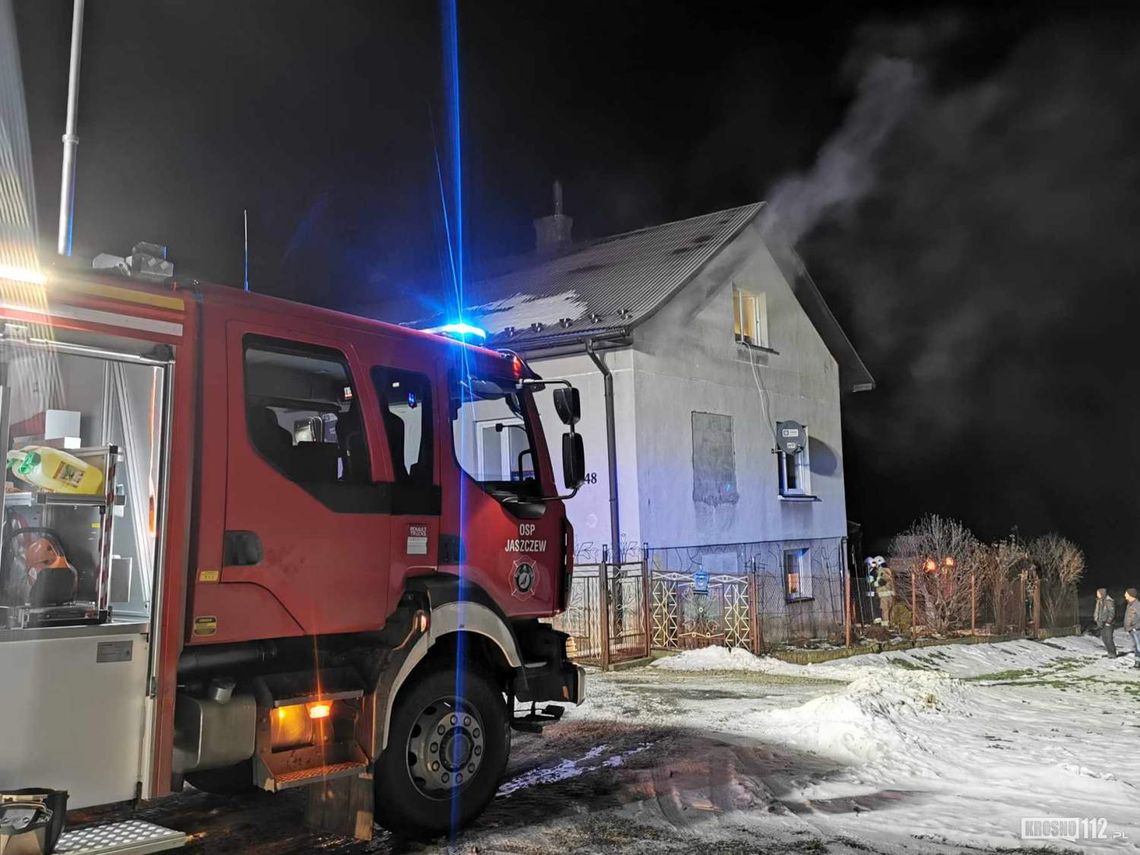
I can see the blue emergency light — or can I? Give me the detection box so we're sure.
[427,321,487,341]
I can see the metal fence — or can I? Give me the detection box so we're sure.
[869,562,1080,637]
[554,539,1081,666]
[554,537,851,666]
[647,537,848,650]
[649,570,758,651]
[551,561,650,668]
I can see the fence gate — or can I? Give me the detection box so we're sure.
[650,572,756,653]
[552,562,650,668]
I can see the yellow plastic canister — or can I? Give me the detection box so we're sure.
[7,446,104,495]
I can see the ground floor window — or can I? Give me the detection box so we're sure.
[784,547,812,601]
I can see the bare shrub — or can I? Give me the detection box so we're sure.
[976,539,1033,633]
[890,515,983,634]
[1028,534,1085,628]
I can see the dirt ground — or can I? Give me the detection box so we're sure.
[70,668,1047,855]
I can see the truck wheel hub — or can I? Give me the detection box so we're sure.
[407,698,485,796]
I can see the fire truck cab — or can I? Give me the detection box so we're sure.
[0,258,585,839]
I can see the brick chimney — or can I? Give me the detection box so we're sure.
[533,180,573,253]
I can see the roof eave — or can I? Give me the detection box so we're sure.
[488,328,633,360]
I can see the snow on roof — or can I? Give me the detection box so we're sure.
[371,201,873,391]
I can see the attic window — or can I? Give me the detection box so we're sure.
[733,287,769,348]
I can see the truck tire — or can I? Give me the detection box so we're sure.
[374,664,510,838]
[184,759,254,795]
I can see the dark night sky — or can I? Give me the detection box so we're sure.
[12,1,1140,587]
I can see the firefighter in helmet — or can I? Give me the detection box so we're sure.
[865,555,895,626]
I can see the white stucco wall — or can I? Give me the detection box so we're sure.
[631,221,847,550]
[521,222,848,562]
[528,349,641,563]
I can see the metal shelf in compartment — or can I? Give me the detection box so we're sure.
[1,445,122,628]
[3,491,110,508]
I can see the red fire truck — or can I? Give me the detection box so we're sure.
[0,253,585,839]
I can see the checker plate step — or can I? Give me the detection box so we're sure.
[55,820,185,855]
[274,760,367,788]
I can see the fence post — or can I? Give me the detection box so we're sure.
[1021,576,1030,638]
[1032,573,1041,637]
[640,557,651,659]
[844,554,853,648]
[599,546,612,670]
[910,568,918,638]
[748,567,761,655]
[970,571,976,635]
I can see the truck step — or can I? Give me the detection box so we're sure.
[55,819,185,855]
[510,703,565,734]
[273,760,368,790]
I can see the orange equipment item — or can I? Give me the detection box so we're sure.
[22,535,78,607]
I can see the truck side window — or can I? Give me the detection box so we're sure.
[371,367,433,487]
[243,336,370,485]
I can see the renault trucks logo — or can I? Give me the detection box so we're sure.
[511,560,537,599]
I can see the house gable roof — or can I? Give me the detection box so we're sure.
[443,202,763,347]
[378,201,873,392]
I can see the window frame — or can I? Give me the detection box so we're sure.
[733,286,769,349]
[370,365,435,489]
[784,547,813,602]
[241,333,370,488]
[777,428,812,498]
[447,366,545,504]
[474,416,535,483]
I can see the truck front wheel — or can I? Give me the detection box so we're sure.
[374,665,510,838]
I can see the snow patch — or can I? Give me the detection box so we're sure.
[470,290,587,334]
[651,646,770,672]
[496,742,652,797]
[650,645,888,682]
[745,669,964,765]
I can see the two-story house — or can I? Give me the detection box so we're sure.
[364,200,873,643]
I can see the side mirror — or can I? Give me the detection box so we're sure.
[553,387,581,426]
[562,432,585,489]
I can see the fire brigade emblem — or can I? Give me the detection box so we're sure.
[511,560,537,599]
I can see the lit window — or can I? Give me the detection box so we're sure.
[733,286,769,348]
[784,548,812,601]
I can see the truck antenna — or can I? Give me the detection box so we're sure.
[243,208,250,291]
[57,0,85,256]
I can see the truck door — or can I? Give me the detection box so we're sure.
[214,324,392,640]
[354,340,441,606]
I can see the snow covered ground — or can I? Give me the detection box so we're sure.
[474,630,1140,854]
[568,630,1140,853]
[117,631,1140,854]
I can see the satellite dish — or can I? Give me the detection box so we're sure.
[776,420,806,456]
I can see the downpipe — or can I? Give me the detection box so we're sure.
[585,339,620,566]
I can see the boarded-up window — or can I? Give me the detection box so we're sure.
[691,412,739,507]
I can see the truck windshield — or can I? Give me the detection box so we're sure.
[450,372,540,496]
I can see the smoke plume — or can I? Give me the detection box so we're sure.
[759,50,924,245]
[783,13,1140,579]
